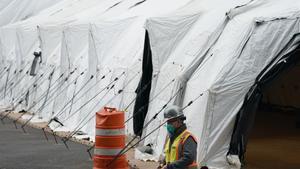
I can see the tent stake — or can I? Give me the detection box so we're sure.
[1,111,11,121]
[52,132,58,144]
[21,125,27,133]
[42,128,49,141]
[87,145,94,159]
[62,138,70,150]
[13,121,18,129]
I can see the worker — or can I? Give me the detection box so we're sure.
[158,105,198,169]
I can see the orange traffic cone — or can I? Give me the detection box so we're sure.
[94,107,129,169]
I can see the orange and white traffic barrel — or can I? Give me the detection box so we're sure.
[93,107,129,169]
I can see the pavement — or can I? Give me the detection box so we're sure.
[0,118,93,169]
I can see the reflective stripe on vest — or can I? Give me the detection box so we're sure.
[164,130,198,169]
[96,128,125,136]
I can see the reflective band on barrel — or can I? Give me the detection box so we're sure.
[96,128,125,136]
[94,148,123,156]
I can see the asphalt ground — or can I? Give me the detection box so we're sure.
[0,118,93,169]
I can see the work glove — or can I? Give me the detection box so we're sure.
[157,164,164,169]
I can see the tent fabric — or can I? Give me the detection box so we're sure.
[60,0,194,137]
[0,0,11,11]
[138,0,300,168]
[37,0,143,120]
[35,0,129,126]
[190,11,300,169]
[19,0,193,138]
[133,31,153,136]
[0,0,300,169]
[208,16,300,167]
[0,0,107,112]
[14,0,130,124]
[140,0,257,163]
[0,0,62,26]
[75,17,139,137]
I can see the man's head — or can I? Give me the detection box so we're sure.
[166,117,184,129]
[164,105,186,134]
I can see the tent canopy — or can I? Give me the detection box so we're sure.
[0,1,299,169]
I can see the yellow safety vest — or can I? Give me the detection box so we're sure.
[164,130,198,169]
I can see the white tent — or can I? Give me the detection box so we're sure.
[35,0,126,123]
[0,0,299,169]
[0,0,137,115]
[136,0,253,161]
[79,0,193,137]
[0,0,192,138]
[0,0,62,107]
[0,0,104,111]
[136,0,300,168]
[46,0,146,135]
[50,0,193,138]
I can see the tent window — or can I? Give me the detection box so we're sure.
[133,31,153,136]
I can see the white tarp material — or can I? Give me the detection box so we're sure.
[0,0,299,169]
[142,0,254,162]
[82,0,193,137]
[0,0,110,117]
[0,0,62,26]
[0,0,63,108]
[38,0,193,138]
[142,0,300,168]
[0,0,192,136]
[0,0,11,11]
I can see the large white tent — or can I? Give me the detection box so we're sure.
[48,0,194,138]
[0,0,63,108]
[0,0,193,137]
[0,0,299,169]
[81,0,193,137]
[0,0,113,114]
[135,0,300,168]
[136,0,254,162]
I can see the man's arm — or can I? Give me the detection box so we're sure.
[166,136,197,169]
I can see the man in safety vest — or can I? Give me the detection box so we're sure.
[158,105,198,169]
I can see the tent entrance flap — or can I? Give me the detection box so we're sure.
[244,57,300,169]
[228,44,300,163]
[133,31,153,136]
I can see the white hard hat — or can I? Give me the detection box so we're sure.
[163,105,185,121]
